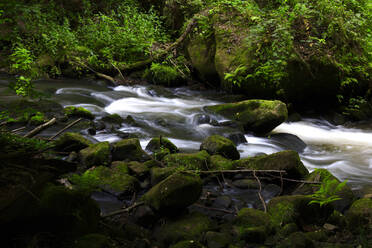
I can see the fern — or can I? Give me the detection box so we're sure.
[309,179,347,207]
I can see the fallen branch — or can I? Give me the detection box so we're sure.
[193,203,236,215]
[198,169,287,174]
[101,201,144,218]
[11,126,26,133]
[24,118,56,138]
[253,171,267,213]
[48,118,82,141]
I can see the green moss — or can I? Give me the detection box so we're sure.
[143,172,202,211]
[346,198,372,233]
[53,132,93,152]
[127,161,149,178]
[277,232,315,248]
[75,233,110,248]
[112,138,149,162]
[101,113,124,124]
[64,106,94,120]
[205,231,232,248]
[146,137,179,153]
[200,135,240,160]
[79,142,110,168]
[110,161,129,173]
[206,99,288,134]
[210,155,234,170]
[150,167,177,185]
[29,111,46,125]
[233,150,308,179]
[156,212,211,245]
[145,62,183,87]
[153,147,171,161]
[163,150,210,170]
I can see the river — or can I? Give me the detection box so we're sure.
[2,76,372,193]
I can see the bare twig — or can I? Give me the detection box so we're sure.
[253,171,267,213]
[198,169,287,174]
[279,171,284,196]
[193,203,236,215]
[101,201,144,218]
[24,118,56,138]
[11,126,26,133]
[48,118,82,141]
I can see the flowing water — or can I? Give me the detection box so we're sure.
[1,76,372,193]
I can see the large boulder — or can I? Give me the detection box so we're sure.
[233,150,308,179]
[346,198,372,233]
[54,132,93,152]
[206,99,287,134]
[143,172,202,212]
[292,169,354,212]
[200,135,240,160]
[163,150,210,170]
[112,138,150,162]
[210,155,234,170]
[79,142,111,168]
[145,137,179,153]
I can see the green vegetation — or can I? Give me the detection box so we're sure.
[309,178,348,207]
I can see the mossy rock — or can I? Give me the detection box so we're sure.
[346,198,372,233]
[155,212,211,245]
[112,138,150,162]
[277,232,315,248]
[40,185,100,235]
[53,132,93,152]
[153,147,171,161]
[292,168,354,212]
[162,150,210,170]
[200,135,240,160]
[75,233,110,248]
[268,195,332,229]
[145,137,179,153]
[64,106,94,120]
[127,161,150,179]
[210,155,234,170]
[233,150,308,179]
[79,142,111,168]
[143,172,202,211]
[70,165,139,196]
[233,208,272,243]
[101,113,124,124]
[206,99,287,134]
[170,240,205,248]
[150,166,177,185]
[110,161,129,173]
[205,231,232,248]
[29,111,47,125]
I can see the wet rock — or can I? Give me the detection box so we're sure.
[163,151,210,170]
[346,198,372,233]
[75,233,109,248]
[277,232,315,248]
[192,114,211,125]
[64,106,94,120]
[112,138,150,162]
[226,132,247,146]
[234,150,308,179]
[233,208,272,243]
[123,115,137,126]
[292,169,354,212]
[146,137,179,153]
[288,112,302,122]
[94,121,106,131]
[206,99,288,134]
[54,132,93,152]
[143,172,202,212]
[128,161,149,179]
[79,142,111,168]
[67,151,78,162]
[153,147,171,161]
[150,167,177,186]
[170,240,204,248]
[269,133,307,153]
[101,113,124,125]
[154,212,211,245]
[205,231,232,248]
[134,205,156,227]
[210,155,233,170]
[212,195,231,209]
[200,135,240,160]
[232,179,259,189]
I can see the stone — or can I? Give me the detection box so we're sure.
[127,161,149,179]
[213,195,232,209]
[150,167,177,186]
[79,142,111,168]
[64,106,94,120]
[269,133,307,153]
[112,138,150,162]
[210,155,234,170]
[146,137,179,153]
[226,132,247,146]
[101,113,124,124]
[277,232,315,248]
[134,205,156,227]
[170,240,204,248]
[200,135,240,160]
[54,132,93,152]
[232,179,259,189]
[205,231,232,248]
[143,172,202,212]
[206,99,288,134]
[75,233,109,248]
[163,151,210,170]
[233,150,309,179]
[346,198,372,233]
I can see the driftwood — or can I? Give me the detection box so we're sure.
[23,118,56,138]
[101,201,144,218]
[11,126,26,133]
[253,171,267,213]
[48,118,82,141]
[193,203,236,215]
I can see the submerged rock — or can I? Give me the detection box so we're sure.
[79,142,111,168]
[112,138,150,162]
[163,150,210,170]
[200,135,240,160]
[233,150,308,179]
[143,172,202,212]
[54,132,93,152]
[206,99,288,134]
